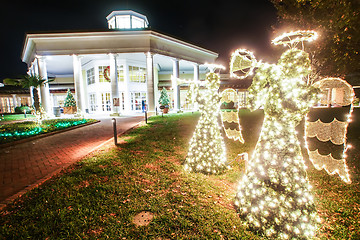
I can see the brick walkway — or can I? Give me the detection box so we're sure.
[0,115,144,208]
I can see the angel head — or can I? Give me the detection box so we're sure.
[278,48,311,79]
[230,30,317,80]
[204,72,220,90]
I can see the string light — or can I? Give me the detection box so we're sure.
[307,149,351,183]
[305,77,355,184]
[220,88,244,143]
[231,30,321,239]
[313,77,355,106]
[0,119,90,140]
[230,49,257,79]
[184,72,229,174]
[272,30,318,48]
[306,118,347,144]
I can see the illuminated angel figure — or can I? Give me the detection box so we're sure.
[183,67,228,174]
[231,31,321,239]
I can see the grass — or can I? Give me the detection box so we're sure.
[0,118,98,144]
[0,110,359,239]
[0,113,35,122]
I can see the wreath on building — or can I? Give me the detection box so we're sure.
[104,66,111,81]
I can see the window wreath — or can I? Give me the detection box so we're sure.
[104,66,111,81]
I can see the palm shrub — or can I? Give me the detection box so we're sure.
[4,74,53,113]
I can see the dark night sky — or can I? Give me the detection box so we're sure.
[0,0,278,81]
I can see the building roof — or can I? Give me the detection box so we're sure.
[0,85,29,94]
[22,30,218,68]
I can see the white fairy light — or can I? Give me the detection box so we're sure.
[306,77,355,184]
[232,30,320,239]
[230,49,257,79]
[184,72,228,174]
[272,30,318,48]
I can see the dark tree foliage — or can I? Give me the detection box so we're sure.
[271,0,360,79]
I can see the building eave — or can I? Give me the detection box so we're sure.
[22,30,218,67]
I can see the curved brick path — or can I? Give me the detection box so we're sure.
[0,115,144,208]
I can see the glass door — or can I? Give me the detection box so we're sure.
[101,93,111,112]
[130,92,146,111]
[89,93,96,112]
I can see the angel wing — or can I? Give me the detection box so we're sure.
[220,88,244,143]
[185,81,199,109]
[305,78,355,183]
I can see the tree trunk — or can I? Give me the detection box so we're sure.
[32,88,40,112]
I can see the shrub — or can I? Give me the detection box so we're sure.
[14,106,32,114]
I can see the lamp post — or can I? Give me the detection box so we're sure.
[112,118,117,145]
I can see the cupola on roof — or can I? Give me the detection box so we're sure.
[106,10,149,30]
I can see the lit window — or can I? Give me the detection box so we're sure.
[132,16,145,28]
[131,92,146,111]
[108,18,115,29]
[101,92,111,111]
[117,65,124,82]
[238,91,248,108]
[129,65,146,83]
[121,92,125,110]
[87,68,95,85]
[89,93,96,111]
[116,15,131,29]
[99,66,110,83]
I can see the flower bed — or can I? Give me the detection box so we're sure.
[0,118,98,144]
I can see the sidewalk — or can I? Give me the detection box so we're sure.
[0,115,144,208]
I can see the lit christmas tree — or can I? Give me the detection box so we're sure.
[64,89,77,107]
[184,72,228,174]
[158,87,171,107]
[231,31,321,239]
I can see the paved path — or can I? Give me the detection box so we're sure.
[0,115,144,208]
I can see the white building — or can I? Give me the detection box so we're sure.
[21,10,218,116]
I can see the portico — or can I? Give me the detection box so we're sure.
[21,10,218,116]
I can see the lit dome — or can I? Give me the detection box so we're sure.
[106,10,149,30]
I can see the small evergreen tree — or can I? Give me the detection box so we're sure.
[64,89,76,107]
[158,87,170,107]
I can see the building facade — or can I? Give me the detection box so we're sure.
[0,84,31,113]
[21,10,218,116]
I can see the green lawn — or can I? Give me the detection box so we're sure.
[0,113,35,122]
[0,110,359,239]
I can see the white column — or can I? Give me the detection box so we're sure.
[123,62,131,113]
[172,58,180,111]
[37,56,52,114]
[193,63,199,81]
[193,63,200,111]
[109,54,120,115]
[73,55,86,113]
[146,52,155,113]
[28,65,35,106]
[154,65,160,112]
[12,94,18,108]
